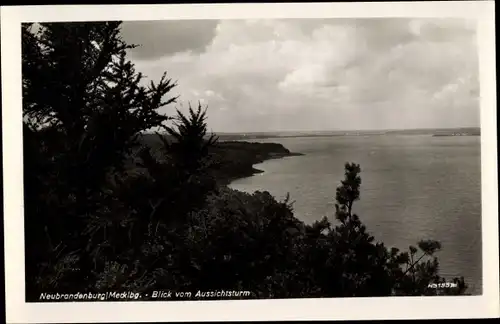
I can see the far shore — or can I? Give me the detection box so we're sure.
[211,141,304,185]
[137,134,304,185]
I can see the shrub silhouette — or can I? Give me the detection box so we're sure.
[22,21,467,300]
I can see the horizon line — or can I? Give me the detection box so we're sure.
[206,126,481,134]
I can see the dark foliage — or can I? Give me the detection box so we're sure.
[23,21,467,301]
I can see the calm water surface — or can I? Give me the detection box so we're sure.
[229,135,482,294]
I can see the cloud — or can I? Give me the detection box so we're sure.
[120,20,219,59]
[129,18,479,132]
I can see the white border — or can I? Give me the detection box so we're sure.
[2,2,498,323]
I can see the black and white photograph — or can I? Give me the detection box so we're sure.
[2,1,499,322]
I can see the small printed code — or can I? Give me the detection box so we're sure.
[427,282,458,289]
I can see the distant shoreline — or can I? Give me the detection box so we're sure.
[215,128,481,141]
[237,151,305,180]
[212,141,304,185]
[138,132,478,187]
[141,127,480,142]
[137,134,305,185]
[432,134,480,137]
[220,133,481,141]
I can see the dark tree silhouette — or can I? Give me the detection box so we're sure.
[163,102,218,173]
[22,21,177,297]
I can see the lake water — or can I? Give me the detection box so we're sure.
[229,135,482,295]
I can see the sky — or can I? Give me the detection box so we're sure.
[120,18,480,133]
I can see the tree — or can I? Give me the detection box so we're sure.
[89,104,221,294]
[22,21,177,297]
[163,102,218,175]
[160,102,219,220]
[130,103,220,228]
[325,162,467,296]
